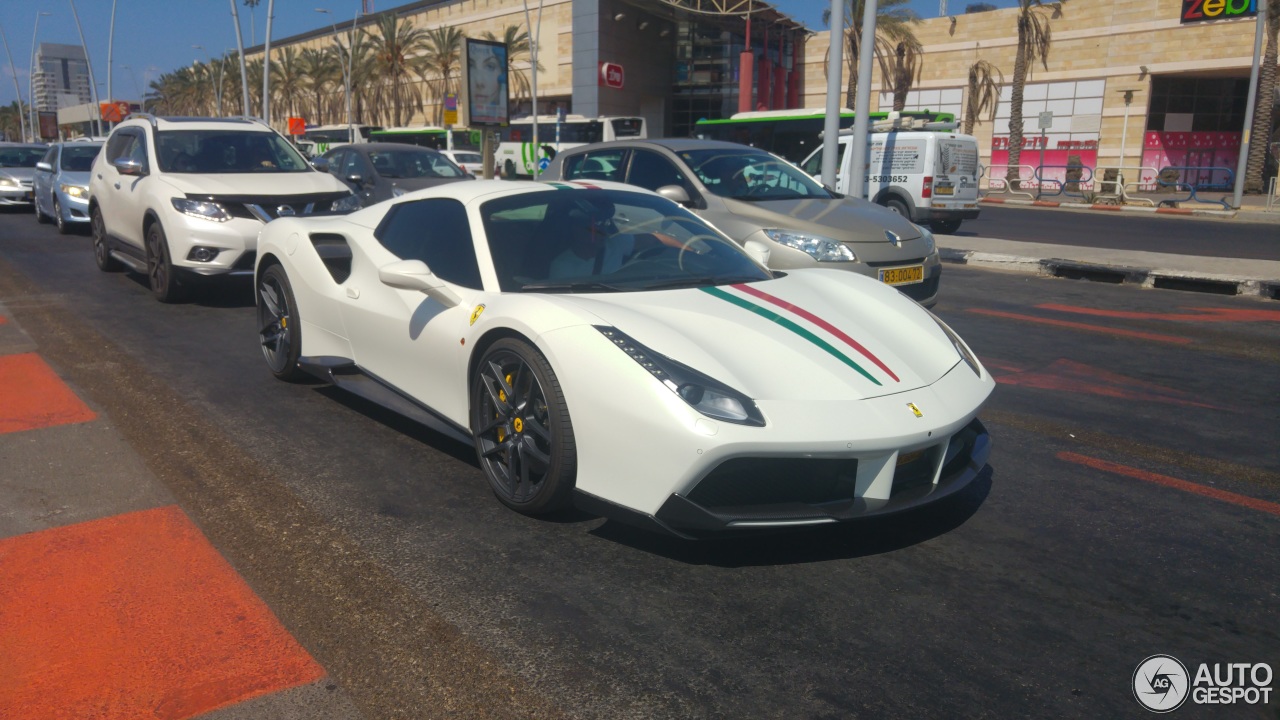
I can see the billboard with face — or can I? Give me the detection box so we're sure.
[466,38,509,127]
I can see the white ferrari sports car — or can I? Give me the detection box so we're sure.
[255,179,994,537]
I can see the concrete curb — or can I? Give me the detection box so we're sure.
[939,247,1280,300]
[980,195,1240,218]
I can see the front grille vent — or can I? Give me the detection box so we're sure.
[688,457,859,509]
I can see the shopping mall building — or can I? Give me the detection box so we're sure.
[258,0,1276,185]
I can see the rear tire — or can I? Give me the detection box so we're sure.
[930,218,962,234]
[471,338,577,516]
[883,197,910,218]
[145,221,184,303]
[91,207,122,272]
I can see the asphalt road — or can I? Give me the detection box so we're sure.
[960,206,1280,262]
[1,207,1277,718]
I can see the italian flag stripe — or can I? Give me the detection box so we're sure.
[700,286,882,386]
[732,284,899,383]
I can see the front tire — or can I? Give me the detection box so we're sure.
[257,264,307,382]
[145,221,184,303]
[53,197,70,235]
[471,338,577,515]
[35,197,51,224]
[91,207,122,272]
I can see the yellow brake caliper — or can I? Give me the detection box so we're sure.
[496,372,512,442]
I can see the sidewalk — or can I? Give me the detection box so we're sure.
[979,187,1280,222]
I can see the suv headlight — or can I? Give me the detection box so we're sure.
[171,197,231,222]
[331,192,361,212]
[60,184,88,199]
[595,326,765,426]
[762,229,855,263]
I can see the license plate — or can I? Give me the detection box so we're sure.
[934,185,954,195]
[879,265,924,286]
[24,191,33,201]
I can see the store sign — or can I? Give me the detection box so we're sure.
[1181,0,1256,24]
[599,62,624,89]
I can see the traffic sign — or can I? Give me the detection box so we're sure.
[287,117,306,136]
[1038,111,1054,130]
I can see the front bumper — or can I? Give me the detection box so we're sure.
[162,207,263,277]
[0,186,33,206]
[56,189,91,224]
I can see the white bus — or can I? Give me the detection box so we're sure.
[296,123,382,156]
[496,115,645,178]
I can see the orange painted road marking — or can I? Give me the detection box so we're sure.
[0,352,97,434]
[1037,304,1280,323]
[966,308,1194,345]
[1057,451,1280,518]
[990,358,1225,410]
[0,506,325,719]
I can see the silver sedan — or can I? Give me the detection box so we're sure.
[33,141,103,234]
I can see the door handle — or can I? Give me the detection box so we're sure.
[346,287,360,299]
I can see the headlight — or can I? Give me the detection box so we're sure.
[915,224,936,254]
[171,197,231,222]
[595,326,765,426]
[331,192,361,212]
[762,229,855,263]
[928,311,982,377]
[0,177,16,187]
[60,184,88,199]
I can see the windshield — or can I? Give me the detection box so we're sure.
[0,147,45,168]
[60,145,101,171]
[679,148,833,201]
[368,149,465,178]
[482,189,771,293]
[155,130,312,173]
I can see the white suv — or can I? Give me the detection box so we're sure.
[89,115,359,302]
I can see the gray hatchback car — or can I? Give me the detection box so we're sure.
[542,139,940,306]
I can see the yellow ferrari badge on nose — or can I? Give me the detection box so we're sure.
[469,304,486,326]
[906,402,923,418]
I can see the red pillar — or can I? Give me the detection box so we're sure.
[758,23,771,111]
[786,32,800,109]
[738,14,753,114]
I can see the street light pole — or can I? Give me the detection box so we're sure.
[262,0,275,124]
[29,11,51,143]
[229,0,250,115]
[120,63,142,110]
[0,21,27,143]
[193,45,223,116]
[522,0,544,179]
[68,0,102,138]
[107,0,117,130]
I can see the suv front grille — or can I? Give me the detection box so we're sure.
[189,192,350,222]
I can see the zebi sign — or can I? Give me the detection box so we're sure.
[1181,0,1256,23]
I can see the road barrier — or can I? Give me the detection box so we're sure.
[1153,166,1234,209]
[1092,166,1160,207]
[1032,165,1094,201]
[1267,176,1278,212]
[981,164,1037,201]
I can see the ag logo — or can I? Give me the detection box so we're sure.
[1133,655,1190,713]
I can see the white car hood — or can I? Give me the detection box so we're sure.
[159,170,349,197]
[557,270,962,402]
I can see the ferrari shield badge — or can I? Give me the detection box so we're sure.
[469,304,486,326]
[906,402,923,418]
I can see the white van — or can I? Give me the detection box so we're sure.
[800,124,981,234]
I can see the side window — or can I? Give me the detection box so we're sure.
[564,149,627,182]
[801,147,823,176]
[342,151,365,178]
[374,198,481,289]
[627,150,691,193]
[126,132,149,169]
[324,150,346,176]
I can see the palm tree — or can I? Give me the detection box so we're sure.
[876,37,924,111]
[1006,0,1063,186]
[963,59,1004,135]
[298,47,338,124]
[1244,0,1278,193]
[482,25,542,106]
[0,100,27,141]
[347,30,378,125]
[366,13,431,127]
[420,25,464,125]
[823,0,921,108]
[270,47,305,122]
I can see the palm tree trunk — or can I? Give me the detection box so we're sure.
[964,87,977,136]
[1006,15,1029,188]
[1244,8,1278,193]
[844,30,858,109]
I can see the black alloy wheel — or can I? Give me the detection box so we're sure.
[91,207,121,271]
[257,264,306,382]
[145,221,184,303]
[471,338,577,515]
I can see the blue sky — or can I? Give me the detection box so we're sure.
[0,0,1022,108]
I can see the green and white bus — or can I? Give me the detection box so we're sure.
[496,115,645,178]
[369,126,482,152]
[693,108,957,164]
[296,124,382,156]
